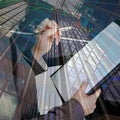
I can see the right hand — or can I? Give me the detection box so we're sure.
[33,18,61,59]
[72,81,101,116]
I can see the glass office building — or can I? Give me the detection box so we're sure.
[75,0,120,38]
[0,0,120,119]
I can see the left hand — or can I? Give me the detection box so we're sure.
[72,81,101,116]
[33,18,61,60]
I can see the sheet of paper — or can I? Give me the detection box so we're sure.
[35,70,62,114]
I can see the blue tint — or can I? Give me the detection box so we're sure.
[97,63,107,77]
[112,76,120,81]
[94,32,111,51]
[83,19,88,27]
[13,34,36,52]
[105,22,119,35]
[115,29,120,40]
[87,21,94,28]
[106,43,120,64]
[91,10,101,21]
[94,69,103,81]
[98,13,109,26]
[87,8,95,18]
[114,6,120,14]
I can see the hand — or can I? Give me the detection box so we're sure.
[33,18,61,60]
[72,81,101,116]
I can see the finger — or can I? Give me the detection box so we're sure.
[80,81,88,92]
[91,104,96,113]
[50,20,59,28]
[54,31,61,45]
[40,28,57,49]
[47,37,53,50]
[42,28,58,40]
[94,89,101,98]
[40,18,50,29]
[91,89,101,102]
[40,19,58,31]
[35,18,49,32]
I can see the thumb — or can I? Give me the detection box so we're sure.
[94,88,101,98]
[54,31,61,45]
[91,88,101,102]
[80,81,88,92]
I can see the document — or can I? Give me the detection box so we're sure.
[51,22,120,101]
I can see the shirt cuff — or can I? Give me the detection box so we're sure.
[66,98,85,119]
[31,48,48,71]
[35,57,48,71]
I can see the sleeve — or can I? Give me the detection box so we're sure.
[31,98,85,120]
[24,54,46,75]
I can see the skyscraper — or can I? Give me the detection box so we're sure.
[0,0,120,119]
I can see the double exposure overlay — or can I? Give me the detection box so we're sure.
[0,0,120,120]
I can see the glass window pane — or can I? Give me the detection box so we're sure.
[93,43,104,59]
[69,69,77,79]
[83,47,89,57]
[87,57,96,71]
[95,32,111,51]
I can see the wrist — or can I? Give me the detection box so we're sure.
[32,46,48,70]
[32,45,43,61]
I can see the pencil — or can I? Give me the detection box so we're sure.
[10,26,73,36]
